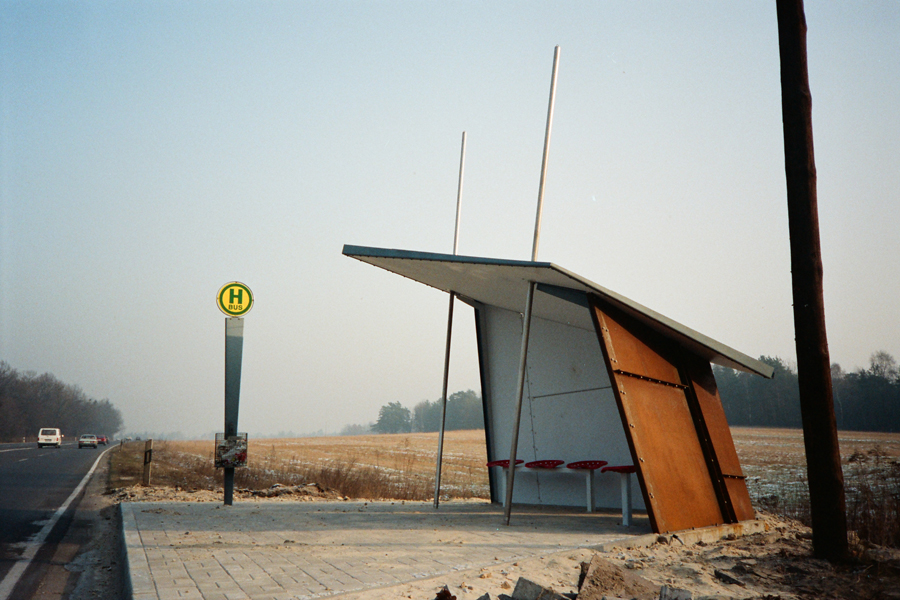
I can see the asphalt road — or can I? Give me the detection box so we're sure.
[0,440,113,599]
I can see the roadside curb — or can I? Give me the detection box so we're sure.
[120,502,155,600]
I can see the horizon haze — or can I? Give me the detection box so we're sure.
[2,3,898,437]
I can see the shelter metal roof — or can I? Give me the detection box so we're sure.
[343,245,774,378]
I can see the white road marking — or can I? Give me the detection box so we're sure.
[0,448,33,454]
[0,446,113,600]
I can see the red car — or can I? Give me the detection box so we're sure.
[97,435,108,445]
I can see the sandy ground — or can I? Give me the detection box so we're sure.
[582,515,900,600]
[114,480,900,600]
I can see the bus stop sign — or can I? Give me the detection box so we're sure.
[217,282,253,317]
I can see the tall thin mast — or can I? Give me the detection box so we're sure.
[434,131,467,508]
[504,46,560,525]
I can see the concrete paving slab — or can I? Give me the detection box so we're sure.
[121,501,651,600]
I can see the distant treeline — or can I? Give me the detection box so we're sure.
[343,390,484,435]
[0,361,124,442]
[347,352,900,436]
[716,351,900,432]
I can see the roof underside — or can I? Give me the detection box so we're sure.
[343,245,774,378]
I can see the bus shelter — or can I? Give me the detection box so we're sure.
[344,244,774,533]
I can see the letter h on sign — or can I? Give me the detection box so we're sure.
[229,288,243,305]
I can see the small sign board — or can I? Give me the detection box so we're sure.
[215,433,248,468]
[217,282,254,317]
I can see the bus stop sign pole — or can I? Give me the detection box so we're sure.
[217,281,253,506]
[223,317,244,505]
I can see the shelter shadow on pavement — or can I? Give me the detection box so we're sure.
[122,500,651,600]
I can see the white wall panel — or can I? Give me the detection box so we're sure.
[481,305,532,503]
[481,300,644,510]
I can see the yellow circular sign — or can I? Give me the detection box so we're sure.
[217,282,253,317]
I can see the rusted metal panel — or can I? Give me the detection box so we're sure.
[617,376,725,532]
[684,355,756,521]
[724,477,755,522]
[680,366,737,524]
[684,356,745,478]
[596,304,682,385]
[591,297,729,533]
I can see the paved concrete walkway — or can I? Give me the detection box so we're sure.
[122,500,651,600]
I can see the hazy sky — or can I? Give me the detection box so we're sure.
[2,2,898,437]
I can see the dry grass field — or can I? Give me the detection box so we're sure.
[734,427,900,495]
[110,430,489,501]
[245,430,489,498]
[110,426,900,546]
[733,427,900,547]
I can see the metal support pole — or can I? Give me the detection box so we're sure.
[585,470,594,512]
[434,131,466,508]
[504,46,559,525]
[224,317,244,506]
[434,293,455,507]
[620,473,633,527]
[504,282,536,524]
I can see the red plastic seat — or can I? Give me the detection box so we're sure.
[601,465,636,474]
[524,459,564,469]
[566,460,608,471]
[486,459,524,468]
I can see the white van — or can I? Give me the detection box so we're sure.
[38,428,63,448]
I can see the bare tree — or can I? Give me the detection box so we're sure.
[869,351,898,381]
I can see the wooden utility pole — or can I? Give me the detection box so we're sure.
[776,0,848,561]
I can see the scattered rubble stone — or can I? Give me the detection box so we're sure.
[249,482,333,498]
[659,584,693,599]
[434,584,456,600]
[511,577,567,600]
[576,556,659,600]
[713,569,744,586]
